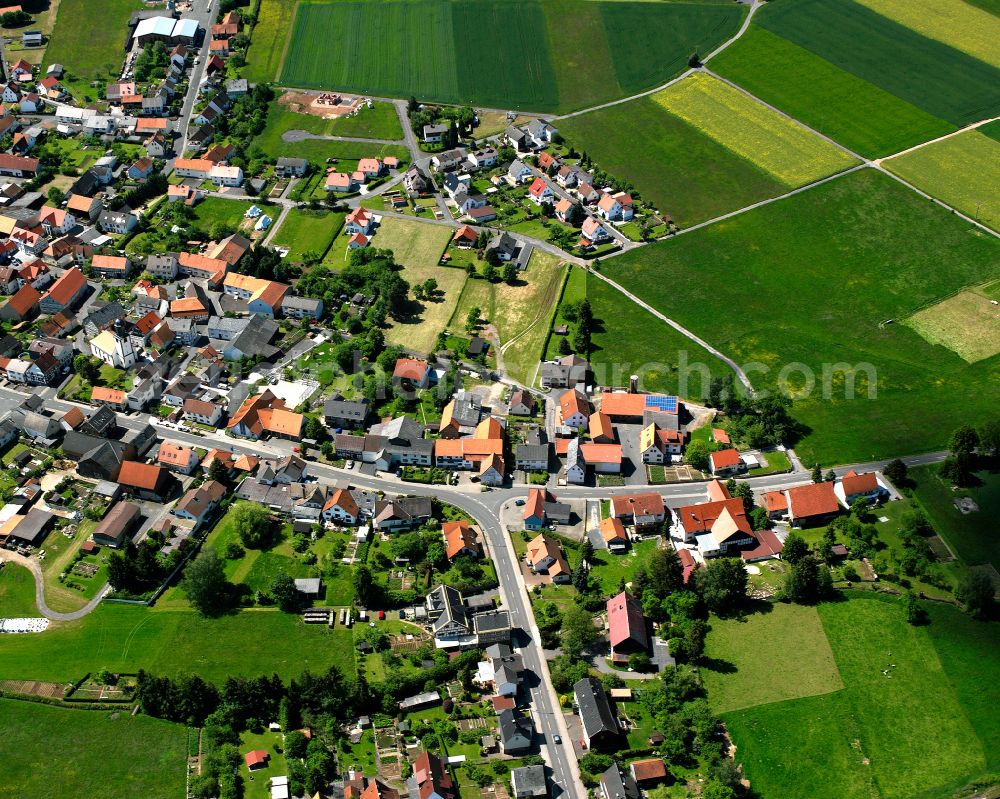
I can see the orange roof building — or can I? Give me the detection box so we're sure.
[228,390,304,440]
[443,519,480,560]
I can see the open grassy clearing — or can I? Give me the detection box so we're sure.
[702,603,844,714]
[724,594,994,799]
[190,197,254,233]
[883,130,1000,232]
[711,26,955,158]
[559,94,786,227]
[386,264,468,354]
[0,562,39,617]
[270,208,345,262]
[964,0,1000,14]
[244,0,298,83]
[852,0,1000,69]
[43,0,145,97]
[757,0,1000,128]
[448,250,566,383]
[372,216,452,270]
[0,603,355,684]
[600,169,1000,465]
[277,0,742,113]
[652,73,858,186]
[909,465,1000,570]
[905,288,1000,364]
[262,100,404,148]
[1,698,187,799]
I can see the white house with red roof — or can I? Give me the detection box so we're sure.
[345,207,375,236]
[527,177,554,205]
[709,447,745,477]
[835,470,889,507]
[607,591,649,655]
[597,191,634,222]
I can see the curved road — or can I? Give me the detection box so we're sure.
[0,550,108,621]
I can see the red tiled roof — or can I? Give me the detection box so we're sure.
[841,470,878,496]
[611,492,665,520]
[787,481,840,520]
[631,759,667,782]
[42,267,85,306]
[393,357,428,381]
[712,428,731,444]
[117,461,166,491]
[710,448,742,470]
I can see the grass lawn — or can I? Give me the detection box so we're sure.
[277,0,741,113]
[702,602,844,714]
[908,464,1000,570]
[39,519,109,614]
[240,729,288,799]
[244,0,298,83]
[1,699,187,799]
[599,169,1000,465]
[711,25,955,158]
[586,539,659,596]
[386,262,468,354]
[371,216,452,270]
[44,0,145,98]
[448,250,566,383]
[724,594,996,799]
[561,95,787,226]
[883,130,1000,233]
[190,197,254,235]
[270,208,345,262]
[652,73,858,187]
[0,603,355,684]
[755,0,1000,128]
[0,562,39,617]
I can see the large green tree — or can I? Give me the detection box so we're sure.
[233,503,276,549]
[697,558,747,615]
[182,549,232,616]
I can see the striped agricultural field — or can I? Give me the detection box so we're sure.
[852,0,1000,69]
[711,26,956,157]
[651,73,858,186]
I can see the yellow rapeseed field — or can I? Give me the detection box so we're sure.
[652,73,857,187]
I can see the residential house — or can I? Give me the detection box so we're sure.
[431,148,466,172]
[526,118,557,146]
[640,423,684,464]
[526,533,570,582]
[507,159,532,184]
[413,751,456,799]
[673,480,755,558]
[559,389,592,430]
[709,447,744,477]
[574,677,618,750]
[98,207,137,234]
[275,157,307,177]
[443,519,480,560]
[611,492,666,530]
[372,496,432,532]
[323,396,369,430]
[511,766,547,799]
[321,489,359,526]
[607,591,648,655]
[227,390,304,441]
[90,254,132,279]
[836,470,889,507]
[599,764,640,799]
[173,480,226,528]
[157,442,200,474]
[508,389,537,417]
[527,177,554,205]
[182,398,222,426]
[392,357,431,389]
[540,354,588,389]
[498,708,533,754]
[600,517,628,553]
[116,461,172,501]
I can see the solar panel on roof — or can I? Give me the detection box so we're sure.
[645,395,678,412]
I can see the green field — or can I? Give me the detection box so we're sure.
[44,0,145,97]
[270,209,345,262]
[883,130,1000,231]
[905,288,1000,364]
[559,94,787,226]
[0,603,355,684]
[652,74,858,186]
[599,169,1000,464]
[909,465,1000,570]
[276,0,743,113]
[852,0,1000,68]
[720,594,999,799]
[711,26,956,157]
[0,563,39,618]
[756,0,1000,128]
[587,272,729,399]
[702,603,844,714]
[0,699,187,799]
[244,0,299,83]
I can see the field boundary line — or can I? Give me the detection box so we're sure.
[874,114,1000,165]
[274,0,300,83]
[701,68,867,164]
[585,266,756,394]
[554,0,761,121]
[871,165,1000,240]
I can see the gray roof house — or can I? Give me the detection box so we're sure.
[323,396,369,429]
[511,765,547,798]
[427,584,472,642]
[599,764,640,799]
[574,677,619,750]
[498,708,533,754]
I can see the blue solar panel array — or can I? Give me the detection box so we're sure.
[644,395,678,412]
